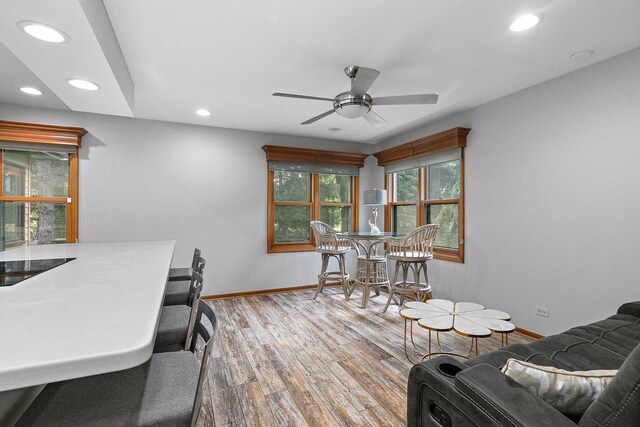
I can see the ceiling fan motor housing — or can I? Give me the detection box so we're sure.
[333,91,372,119]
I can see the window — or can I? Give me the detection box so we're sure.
[424,160,461,251]
[318,173,353,233]
[263,145,366,253]
[0,121,86,251]
[376,127,470,263]
[389,168,418,235]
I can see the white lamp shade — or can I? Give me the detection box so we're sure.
[363,189,387,206]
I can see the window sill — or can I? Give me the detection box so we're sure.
[267,243,316,253]
[433,248,464,263]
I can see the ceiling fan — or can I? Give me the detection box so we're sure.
[273,65,438,127]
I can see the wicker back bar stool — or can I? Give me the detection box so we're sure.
[310,221,352,300]
[383,224,439,313]
[349,240,390,308]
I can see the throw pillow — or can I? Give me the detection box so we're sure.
[501,358,617,416]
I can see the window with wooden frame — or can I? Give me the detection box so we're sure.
[263,145,366,253]
[375,127,470,263]
[0,121,86,251]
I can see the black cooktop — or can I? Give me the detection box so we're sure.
[0,258,76,287]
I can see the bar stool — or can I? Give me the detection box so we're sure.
[310,221,351,300]
[17,300,218,427]
[155,271,204,353]
[168,248,201,281]
[349,240,390,308]
[383,224,439,313]
[164,257,206,306]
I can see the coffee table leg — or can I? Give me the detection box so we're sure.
[403,319,419,363]
[464,337,476,358]
[501,332,509,347]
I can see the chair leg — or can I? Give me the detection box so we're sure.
[413,261,422,303]
[383,285,395,313]
[313,254,328,300]
[423,260,430,289]
[362,282,370,308]
[383,261,401,313]
[391,262,402,306]
[399,263,410,306]
[339,254,350,300]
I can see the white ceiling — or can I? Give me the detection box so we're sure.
[1,0,639,143]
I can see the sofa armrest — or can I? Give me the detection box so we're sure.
[617,301,640,318]
[455,364,576,427]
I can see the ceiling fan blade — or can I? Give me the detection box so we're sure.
[363,110,387,128]
[273,92,334,102]
[372,94,439,105]
[350,66,380,95]
[301,109,336,125]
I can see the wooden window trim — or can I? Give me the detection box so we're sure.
[380,128,469,263]
[262,145,367,167]
[373,127,470,166]
[264,145,363,254]
[0,121,86,244]
[0,120,85,147]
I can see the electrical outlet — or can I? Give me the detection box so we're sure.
[535,306,549,317]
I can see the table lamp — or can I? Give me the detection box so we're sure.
[363,189,387,235]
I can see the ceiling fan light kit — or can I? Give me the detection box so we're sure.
[333,92,372,118]
[273,65,438,127]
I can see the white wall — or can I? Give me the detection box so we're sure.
[0,103,367,295]
[371,48,640,335]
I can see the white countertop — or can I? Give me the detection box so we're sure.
[0,241,175,392]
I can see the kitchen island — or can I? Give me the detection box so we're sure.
[0,240,175,424]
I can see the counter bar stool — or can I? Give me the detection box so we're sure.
[349,240,390,308]
[168,248,201,282]
[383,224,439,313]
[155,271,204,353]
[164,257,206,306]
[310,221,351,300]
[18,300,218,427]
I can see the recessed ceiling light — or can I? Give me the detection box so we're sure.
[19,87,43,96]
[509,14,540,32]
[570,50,594,61]
[67,79,100,91]
[195,109,211,117]
[18,21,68,43]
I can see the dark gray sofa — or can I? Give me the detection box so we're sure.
[407,301,640,426]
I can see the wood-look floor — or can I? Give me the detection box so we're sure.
[196,287,532,427]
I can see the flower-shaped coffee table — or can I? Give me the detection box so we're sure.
[399,299,515,362]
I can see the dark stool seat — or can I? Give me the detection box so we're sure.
[168,267,193,282]
[154,305,191,352]
[168,248,200,282]
[17,352,199,427]
[164,255,205,307]
[164,281,190,306]
[155,272,203,353]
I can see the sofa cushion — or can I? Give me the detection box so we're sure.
[579,343,640,426]
[501,358,617,416]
